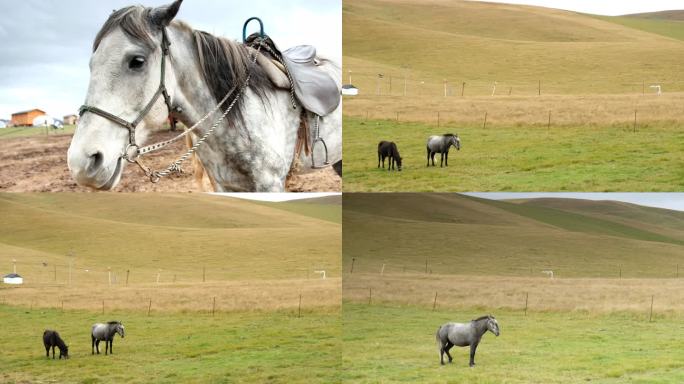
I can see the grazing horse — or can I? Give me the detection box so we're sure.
[68,0,342,192]
[436,315,499,367]
[427,134,460,167]
[92,321,125,355]
[377,141,402,171]
[43,330,69,359]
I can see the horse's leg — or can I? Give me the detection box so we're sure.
[469,343,479,367]
[91,335,94,355]
[105,339,109,355]
[51,345,55,359]
[110,340,113,355]
[427,148,430,167]
[444,342,454,363]
[45,345,49,358]
[431,152,436,166]
[440,153,444,167]
[445,151,449,167]
[439,344,445,365]
[95,339,100,354]
[378,152,381,168]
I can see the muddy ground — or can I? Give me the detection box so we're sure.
[0,130,341,192]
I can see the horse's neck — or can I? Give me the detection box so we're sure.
[167,25,298,191]
[472,320,488,336]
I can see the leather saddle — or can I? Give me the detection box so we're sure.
[247,34,340,117]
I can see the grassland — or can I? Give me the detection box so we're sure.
[0,125,76,139]
[341,193,684,382]
[0,193,341,383]
[1,305,340,384]
[343,193,684,278]
[343,117,684,192]
[342,303,684,384]
[342,0,684,191]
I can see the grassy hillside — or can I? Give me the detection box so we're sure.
[0,193,341,284]
[595,12,684,42]
[343,0,684,96]
[343,193,684,277]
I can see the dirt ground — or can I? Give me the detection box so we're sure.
[0,130,341,192]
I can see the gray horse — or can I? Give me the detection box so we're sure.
[92,321,125,355]
[436,315,499,366]
[426,134,460,167]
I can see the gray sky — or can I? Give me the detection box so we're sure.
[472,0,684,16]
[463,193,684,212]
[0,0,340,119]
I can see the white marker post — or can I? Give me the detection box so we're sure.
[314,270,327,280]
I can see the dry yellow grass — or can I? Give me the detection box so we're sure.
[343,273,684,314]
[343,92,684,127]
[0,277,340,313]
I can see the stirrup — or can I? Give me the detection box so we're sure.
[311,137,329,169]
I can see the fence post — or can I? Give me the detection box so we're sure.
[538,80,541,96]
[633,109,637,133]
[483,112,488,129]
[425,257,428,274]
[432,292,438,311]
[350,258,355,274]
[547,111,551,131]
[381,264,386,275]
[649,295,654,322]
[298,294,302,318]
[524,292,529,316]
[212,297,216,317]
[147,298,152,316]
[126,269,130,286]
[461,82,465,97]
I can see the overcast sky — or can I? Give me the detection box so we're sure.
[0,0,340,119]
[463,193,684,212]
[472,0,684,16]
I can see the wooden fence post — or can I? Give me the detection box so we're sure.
[524,292,529,316]
[147,298,152,316]
[212,297,216,317]
[126,269,130,286]
[298,294,302,318]
[461,82,465,97]
[432,292,438,311]
[350,258,355,274]
[649,295,654,322]
[483,112,488,129]
[547,111,551,131]
[538,80,541,96]
[633,109,637,133]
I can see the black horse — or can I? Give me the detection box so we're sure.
[378,141,403,171]
[43,330,69,359]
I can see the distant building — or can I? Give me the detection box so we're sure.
[342,84,359,96]
[3,273,23,285]
[63,114,78,125]
[0,119,8,129]
[11,109,46,126]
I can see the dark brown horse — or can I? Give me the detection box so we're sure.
[43,330,69,359]
[378,141,402,171]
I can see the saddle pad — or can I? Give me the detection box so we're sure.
[282,45,340,117]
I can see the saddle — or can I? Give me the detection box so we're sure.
[245,30,339,168]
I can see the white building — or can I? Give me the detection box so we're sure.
[342,84,359,96]
[3,273,23,285]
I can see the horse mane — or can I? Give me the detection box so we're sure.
[443,133,456,137]
[91,5,274,128]
[472,315,494,322]
[107,321,121,325]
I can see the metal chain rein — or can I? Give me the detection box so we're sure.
[135,43,263,183]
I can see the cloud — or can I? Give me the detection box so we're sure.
[0,0,341,118]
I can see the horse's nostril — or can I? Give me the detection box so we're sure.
[88,151,104,171]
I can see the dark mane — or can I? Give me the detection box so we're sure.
[472,315,493,322]
[91,5,274,127]
[107,321,121,325]
[443,133,456,137]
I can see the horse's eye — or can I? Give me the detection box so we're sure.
[129,56,146,70]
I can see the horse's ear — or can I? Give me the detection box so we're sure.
[150,0,183,27]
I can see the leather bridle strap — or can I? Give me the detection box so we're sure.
[78,26,175,162]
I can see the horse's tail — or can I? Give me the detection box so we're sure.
[435,326,443,355]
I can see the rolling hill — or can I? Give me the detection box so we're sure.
[0,193,341,284]
[343,193,684,277]
[343,0,684,95]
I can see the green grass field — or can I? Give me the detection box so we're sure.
[0,125,76,139]
[342,303,684,384]
[343,117,684,192]
[0,305,339,384]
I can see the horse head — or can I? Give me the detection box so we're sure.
[449,134,461,151]
[117,323,125,338]
[60,345,69,359]
[486,315,499,336]
[67,0,183,190]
